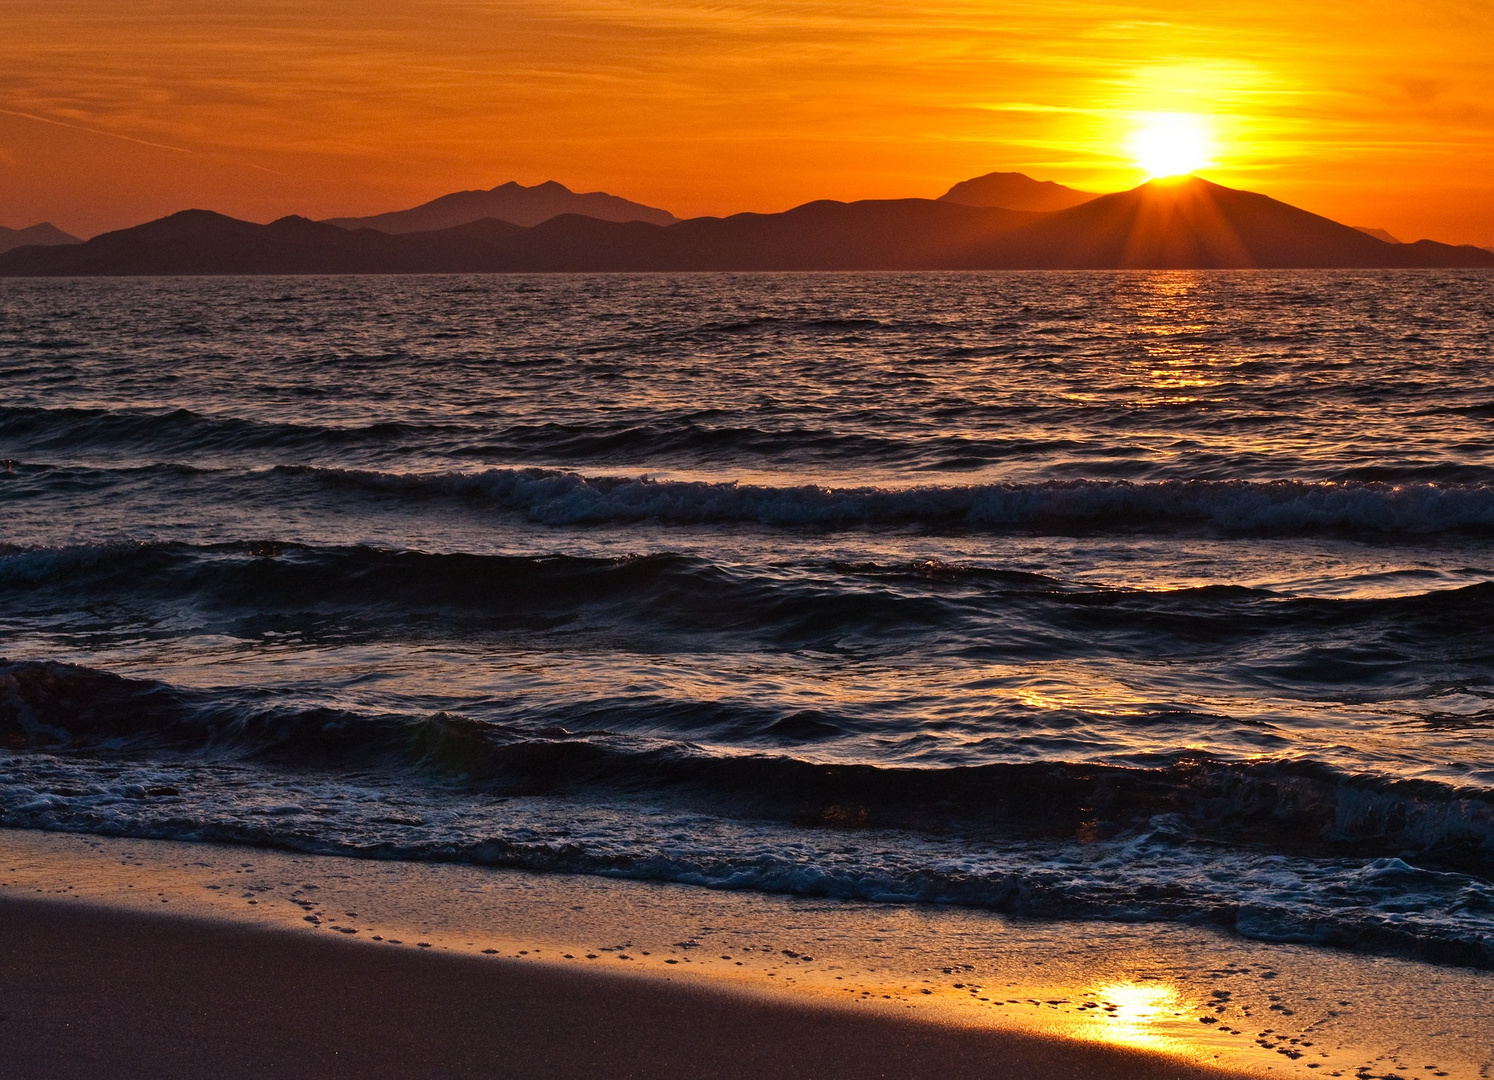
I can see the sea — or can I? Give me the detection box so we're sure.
[2,271,1492,969]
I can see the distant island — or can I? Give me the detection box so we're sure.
[322,180,679,232]
[1352,226,1402,245]
[3,175,1490,274]
[0,222,80,255]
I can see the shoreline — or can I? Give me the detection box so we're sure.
[4,829,1490,1078]
[1,891,1256,1080]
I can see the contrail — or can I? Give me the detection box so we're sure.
[0,107,194,154]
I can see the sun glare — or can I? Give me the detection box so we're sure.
[1130,113,1214,179]
[1078,980,1187,1050]
[1094,980,1179,1025]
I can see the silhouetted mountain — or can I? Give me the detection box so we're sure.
[324,180,678,232]
[0,222,80,254]
[1354,226,1401,244]
[0,203,1022,274]
[4,178,1491,275]
[970,177,1494,268]
[939,172,1096,212]
[0,211,419,274]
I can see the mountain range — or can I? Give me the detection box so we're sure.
[3,176,1490,274]
[323,180,677,232]
[0,222,80,254]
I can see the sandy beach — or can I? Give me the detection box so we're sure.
[2,889,1260,1080]
[3,830,1488,1080]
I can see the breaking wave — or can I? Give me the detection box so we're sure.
[4,658,1493,968]
[294,466,1494,535]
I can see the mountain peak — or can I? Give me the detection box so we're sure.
[1132,174,1224,195]
[1006,175,1466,268]
[325,181,678,233]
[0,221,81,254]
[939,171,1096,212]
[1353,225,1401,244]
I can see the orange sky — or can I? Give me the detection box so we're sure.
[2,1,1491,244]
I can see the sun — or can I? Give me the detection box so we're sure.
[1129,113,1214,179]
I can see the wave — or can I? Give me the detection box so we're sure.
[0,543,954,646]
[0,405,452,459]
[3,543,1492,654]
[290,465,1494,536]
[4,657,1493,968]
[0,404,1099,472]
[457,423,1090,468]
[5,659,1491,873]
[0,402,1117,471]
[10,405,1494,487]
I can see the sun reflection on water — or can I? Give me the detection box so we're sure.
[1078,979,1188,1050]
[1097,980,1178,1022]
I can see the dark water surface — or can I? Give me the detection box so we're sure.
[2,272,1492,966]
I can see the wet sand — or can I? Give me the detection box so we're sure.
[3,830,1487,1079]
[1,893,1252,1080]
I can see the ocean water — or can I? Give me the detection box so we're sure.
[2,271,1492,968]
